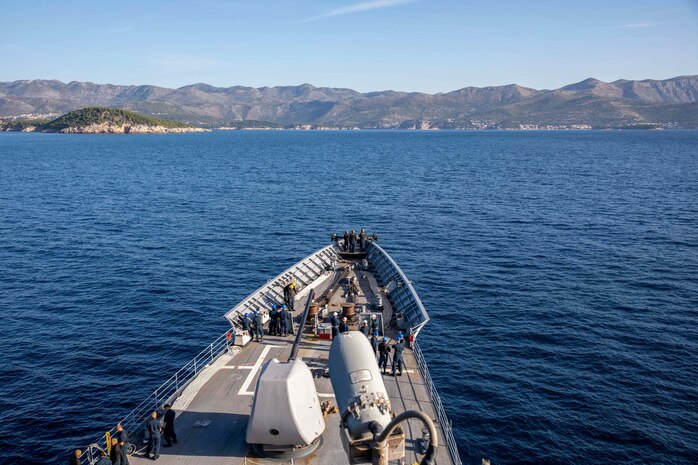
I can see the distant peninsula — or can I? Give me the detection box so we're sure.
[1,76,697,129]
[0,107,207,134]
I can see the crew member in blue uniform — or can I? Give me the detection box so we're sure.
[360,319,370,337]
[163,404,178,447]
[241,313,253,337]
[339,316,349,333]
[370,331,379,357]
[94,450,111,465]
[115,423,129,461]
[269,305,279,335]
[70,449,82,465]
[378,337,391,374]
[253,311,264,342]
[391,334,405,376]
[145,411,161,460]
[349,230,357,252]
[279,305,290,336]
[370,314,380,335]
[118,439,129,465]
[109,438,120,464]
[330,312,339,338]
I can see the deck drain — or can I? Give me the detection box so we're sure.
[229,373,243,380]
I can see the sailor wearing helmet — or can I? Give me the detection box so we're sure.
[339,316,350,333]
[330,312,340,338]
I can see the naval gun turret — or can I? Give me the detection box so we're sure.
[246,291,325,458]
[329,332,437,465]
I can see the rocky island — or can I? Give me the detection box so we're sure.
[0,107,208,134]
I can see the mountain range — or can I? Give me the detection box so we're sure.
[1,76,697,129]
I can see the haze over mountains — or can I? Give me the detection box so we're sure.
[1,76,697,129]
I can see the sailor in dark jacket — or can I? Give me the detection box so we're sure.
[370,331,379,357]
[391,335,405,376]
[349,230,357,252]
[269,305,279,336]
[343,230,349,251]
[370,314,380,335]
[115,424,129,451]
[118,439,129,465]
[145,411,161,460]
[70,449,82,465]
[163,404,178,447]
[109,438,120,464]
[94,450,111,465]
[279,306,290,336]
[241,313,253,337]
[359,319,370,337]
[253,311,264,342]
[330,312,339,338]
[378,337,391,374]
[338,317,349,333]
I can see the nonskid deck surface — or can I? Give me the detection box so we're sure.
[129,262,453,465]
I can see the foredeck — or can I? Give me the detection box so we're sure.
[127,252,455,465]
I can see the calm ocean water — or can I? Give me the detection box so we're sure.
[0,130,696,465]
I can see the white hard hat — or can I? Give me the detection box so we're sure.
[363,319,368,323]
[342,317,347,321]
[371,314,377,319]
[333,312,338,316]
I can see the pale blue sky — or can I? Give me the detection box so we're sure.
[1,0,697,92]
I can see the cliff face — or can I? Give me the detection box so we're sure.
[1,76,697,128]
[56,123,208,134]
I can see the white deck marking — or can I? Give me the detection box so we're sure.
[238,345,281,395]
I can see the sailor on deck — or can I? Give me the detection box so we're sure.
[339,316,350,333]
[241,313,253,337]
[283,281,297,311]
[269,304,279,336]
[70,449,82,465]
[343,230,349,251]
[145,411,161,460]
[115,423,129,460]
[163,404,178,447]
[109,438,120,465]
[378,337,391,374]
[349,230,357,252]
[253,311,264,342]
[279,305,290,337]
[370,331,380,356]
[285,304,295,335]
[370,314,379,334]
[360,319,370,337]
[359,228,367,251]
[93,450,111,465]
[330,312,339,338]
[392,334,405,376]
[118,439,129,465]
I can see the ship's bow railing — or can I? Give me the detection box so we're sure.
[412,340,463,465]
[78,330,232,464]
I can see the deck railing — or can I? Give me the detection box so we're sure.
[77,330,232,465]
[412,340,463,465]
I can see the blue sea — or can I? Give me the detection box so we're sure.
[0,130,696,465]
